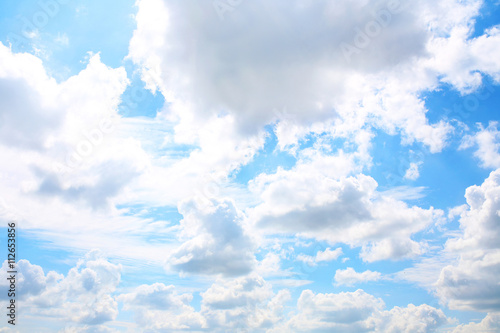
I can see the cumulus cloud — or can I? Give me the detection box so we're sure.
[334,267,382,287]
[297,247,343,267]
[374,303,450,333]
[167,198,256,277]
[285,289,383,332]
[0,43,63,150]
[127,0,471,154]
[118,283,205,331]
[404,162,422,180]
[249,157,442,261]
[201,274,291,331]
[119,275,290,331]
[436,169,500,312]
[460,121,500,169]
[281,289,449,333]
[452,313,500,333]
[0,250,121,326]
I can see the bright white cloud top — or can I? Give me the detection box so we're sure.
[0,0,499,331]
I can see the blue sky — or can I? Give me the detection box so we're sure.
[1,0,500,332]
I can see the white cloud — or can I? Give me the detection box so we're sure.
[436,169,500,312]
[374,303,450,333]
[0,250,121,326]
[249,160,442,262]
[460,122,500,169]
[167,197,256,277]
[452,313,500,333]
[297,247,343,267]
[59,326,120,333]
[119,275,291,331]
[201,274,291,331]
[0,42,63,150]
[280,289,449,333]
[127,0,474,155]
[118,283,205,331]
[285,289,383,332]
[427,24,500,93]
[334,267,382,287]
[404,162,422,180]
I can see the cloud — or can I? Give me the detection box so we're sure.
[119,274,290,331]
[0,250,121,326]
[436,169,500,312]
[334,267,382,287]
[297,247,343,267]
[427,24,500,93]
[249,157,442,261]
[127,0,468,154]
[59,326,120,333]
[460,121,500,169]
[167,197,256,277]
[201,274,291,331]
[452,313,500,333]
[286,289,383,332]
[374,303,450,333]
[404,162,422,180]
[281,289,449,333]
[118,283,205,331]
[0,42,63,150]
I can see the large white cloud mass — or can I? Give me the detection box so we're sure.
[436,169,500,312]
[167,197,256,276]
[1,0,499,330]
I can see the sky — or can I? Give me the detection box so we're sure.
[0,0,500,332]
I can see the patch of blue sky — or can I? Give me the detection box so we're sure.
[1,0,137,81]
[423,76,500,126]
[233,125,351,185]
[118,204,182,221]
[119,62,166,118]
[232,125,297,184]
[11,228,77,274]
[471,0,500,39]
[368,126,490,210]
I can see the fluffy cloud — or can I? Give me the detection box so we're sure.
[201,274,291,331]
[249,157,443,261]
[297,247,343,267]
[286,289,383,332]
[0,43,62,150]
[0,250,121,326]
[460,121,500,169]
[404,162,422,180]
[334,267,382,287]
[436,169,500,311]
[282,289,448,333]
[167,198,256,276]
[374,303,450,333]
[127,0,475,154]
[452,313,500,333]
[0,42,151,213]
[118,283,205,331]
[119,275,290,331]
[427,24,500,93]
